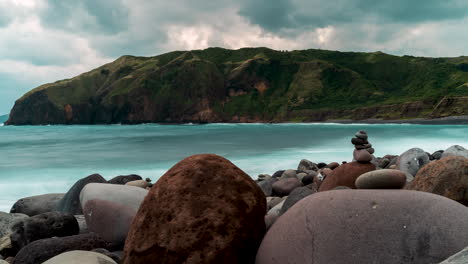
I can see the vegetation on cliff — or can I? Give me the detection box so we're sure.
[6,47,468,125]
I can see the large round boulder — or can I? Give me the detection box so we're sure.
[441,145,468,159]
[396,148,430,176]
[57,174,107,215]
[272,178,303,196]
[0,212,28,238]
[256,190,468,264]
[318,162,375,191]
[83,199,136,248]
[10,193,64,217]
[79,183,148,212]
[13,233,108,264]
[43,250,117,264]
[355,169,407,189]
[406,156,468,205]
[123,154,266,264]
[107,174,143,185]
[10,212,79,252]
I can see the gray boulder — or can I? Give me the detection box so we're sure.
[257,178,275,197]
[279,187,315,215]
[280,169,297,179]
[0,212,28,238]
[10,193,64,216]
[441,145,468,158]
[57,174,107,215]
[79,183,148,212]
[396,148,430,176]
[297,159,318,171]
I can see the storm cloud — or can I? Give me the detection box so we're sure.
[1,0,468,114]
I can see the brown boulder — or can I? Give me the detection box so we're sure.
[355,169,407,189]
[272,178,302,197]
[123,154,266,264]
[319,162,375,191]
[406,156,468,205]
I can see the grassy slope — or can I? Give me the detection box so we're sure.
[13,47,468,122]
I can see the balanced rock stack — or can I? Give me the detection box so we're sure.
[352,130,374,163]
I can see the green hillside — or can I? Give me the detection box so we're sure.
[7,47,468,125]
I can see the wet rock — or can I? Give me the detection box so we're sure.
[272,178,303,196]
[256,190,468,264]
[319,162,376,191]
[122,154,266,264]
[42,250,117,264]
[355,169,407,189]
[10,194,64,217]
[396,148,430,176]
[57,174,107,215]
[406,156,468,205]
[107,174,142,185]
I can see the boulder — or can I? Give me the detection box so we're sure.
[439,246,468,264]
[396,148,430,176]
[279,187,315,215]
[266,197,285,211]
[432,150,444,160]
[125,180,149,189]
[57,174,107,215]
[319,162,376,191]
[280,169,296,179]
[441,145,468,158]
[122,154,266,264]
[79,183,148,212]
[257,178,275,197]
[257,174,271,181]
[256,190,468,264]
[353,149,373,163]
[377,158,390,169]
[272,178,302,196]
[13,233,108,264]
[271,170,284,178]
[297,159,318,171]
[301,173,314,185]
[326,162,340,170]
[10,193,64,216]
[406,156,468,205]
[107,174,142,185]
[0,213,28,238]
[10,212,79,252]
[83,199,136,247]
[42,250,117,264]
[355,169,407,189]
[355,130,368,140]
[266,200,285,218]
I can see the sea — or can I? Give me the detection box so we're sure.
[0,122,467,212]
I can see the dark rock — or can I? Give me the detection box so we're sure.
[271,170,284,178]
[432,150,444,160]
[108,174,142,185]
[355,143,372,150]
[256,190,468,264]
[10,194,64,217]
[57,174,107,215]
[10,212,79,253]
[396,148,430,176]
[272,178,303,197]
[378,158,390,169]
[367,147,375,154]
[257,178,275,197]
[406,156,468,206]
[319,162,376,191]
[317,163,327,169]
[0,213,28,238]
[297,159,318,171]
[355,169,407,189]
[13,233,108,264]
[355,130,368,140]
[122,154,266,264]
[280,169,296,179]
[301,174,314,185]
[351,137,368,145]
[325,162,340,170]
[279,187,315,215]
[256,174,271,181]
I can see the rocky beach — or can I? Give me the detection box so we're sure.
[0,131,465,263]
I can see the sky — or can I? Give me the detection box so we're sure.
[1,0,468,115]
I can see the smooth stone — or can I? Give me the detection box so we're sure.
[279,187,315,215]
[122,154,266,264]
[301,174,314,185]
[79,183,148,212]
[355,130,368,139]
[439,246,468,264]
[266,197,286,211]
[257,178,275,197]
[272,178,303,197]
[351,137,368,145]
[0,213,28,238]
[353,149,373,163]
[317,163,327,169]
[271,170,284,178]
[319,162,376,191]
[10,193,64,217]
[441,145,468,158]
[107,174,142,185]
[14,233,108,264]
[256,190,468,264]
[83,199,136,247]
[57,174,107,215]
[124,180,149,189]
[296,172,307,182]
[432,150,444,160]
[367,147,375,154]
[266,200,285,218]
[355,169,407,189]
[297,159,318,171]
[378,158,390,169]
[406,156,468,205]
[10,212,79,253]
[326,162,340,170]
[43,250,117,264]
[280,169,297,179]
[396,148,430,176]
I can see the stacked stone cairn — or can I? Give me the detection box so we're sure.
[352,130,374,163]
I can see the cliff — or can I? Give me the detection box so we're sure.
[6,47,468,125]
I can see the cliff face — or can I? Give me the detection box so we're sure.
[6,48,468,125]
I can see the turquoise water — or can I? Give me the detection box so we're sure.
[0,123,467,212]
